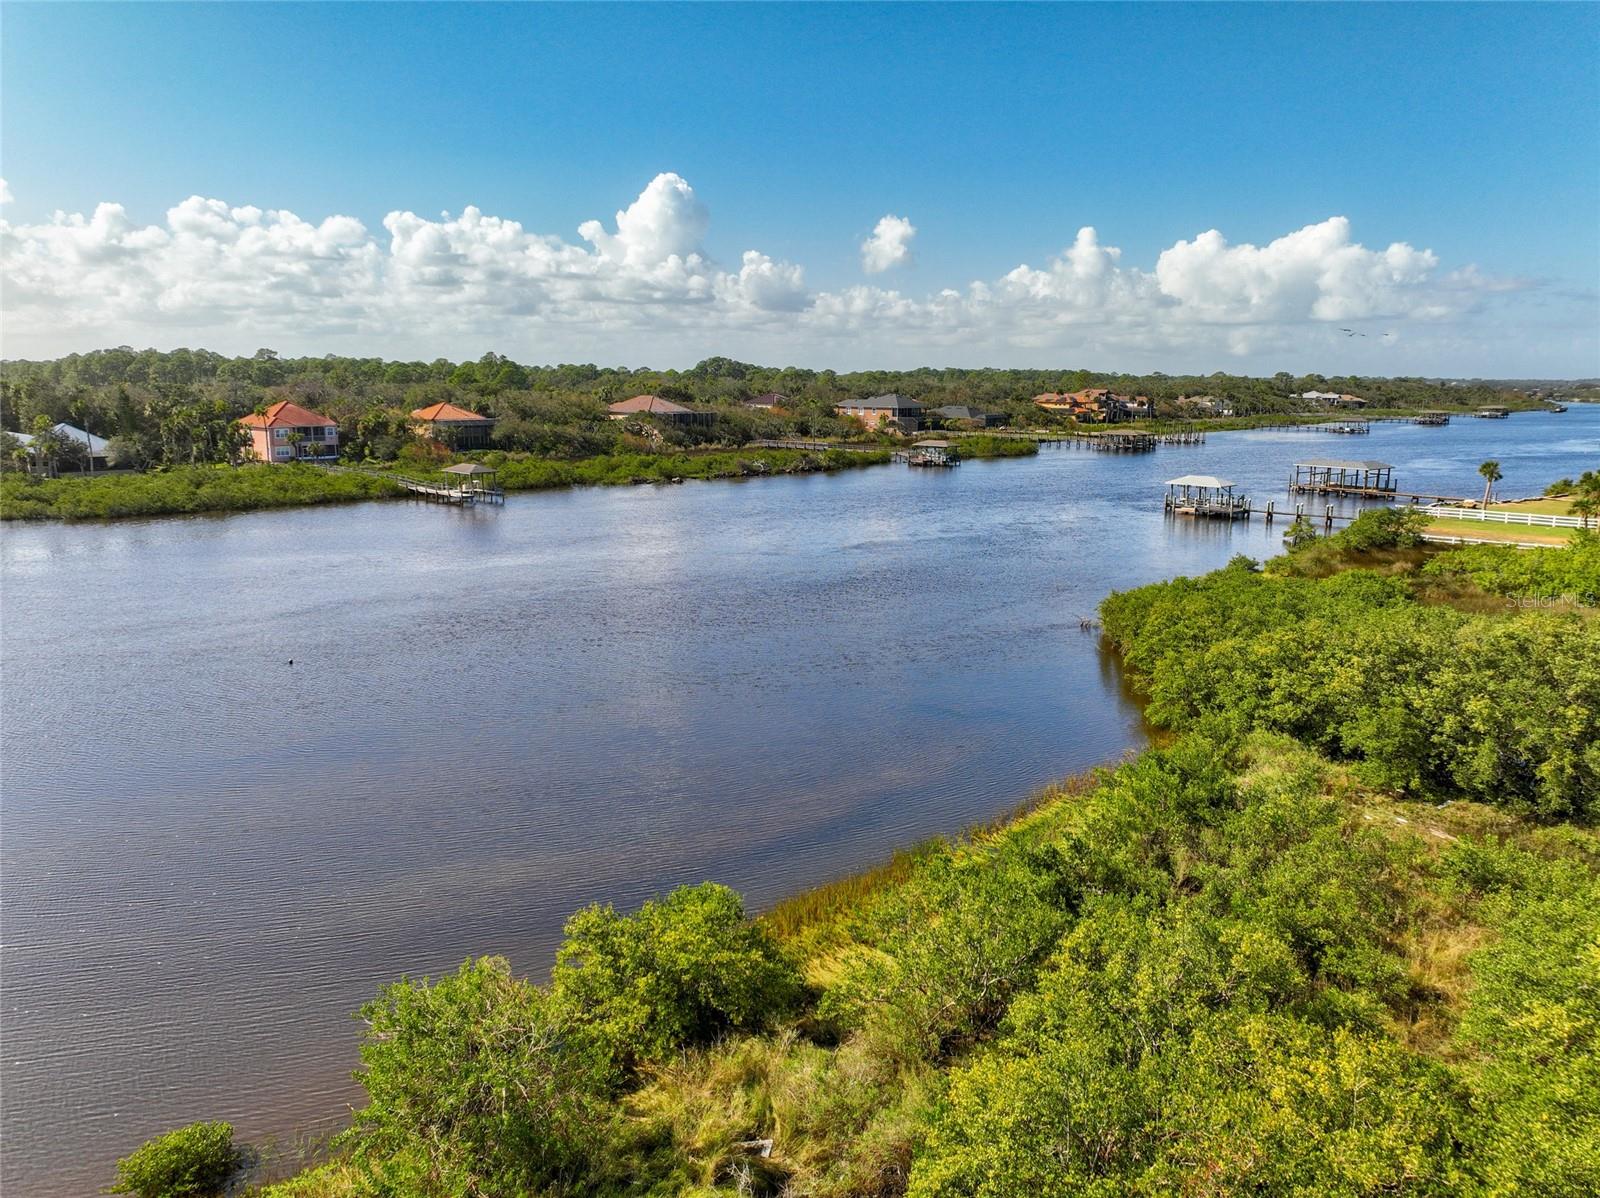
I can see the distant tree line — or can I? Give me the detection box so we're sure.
[0,347,1529,473]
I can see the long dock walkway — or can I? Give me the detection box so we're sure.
[325,464,504,506]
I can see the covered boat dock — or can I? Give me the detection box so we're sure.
[899,439,960,467]
[1289,459,1396,497]
[1164,474,1250,519]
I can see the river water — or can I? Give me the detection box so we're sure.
[3,407,1596,1194]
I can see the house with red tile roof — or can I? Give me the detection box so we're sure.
[607,395,712,425]
[238,401,340,463]
[411,401,495,449]
[1033,388,1149,423]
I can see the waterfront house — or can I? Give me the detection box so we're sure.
[410,401,495,449]
[1033,389,1144,423]
[743,392,788,411]
[12,423,112,470]
[835,394,925,433]
[1175,395,1236,417]
[239,401,339,463]
[1328,394,1369,409]
[607,395,713,426]
[932,404,1004,427]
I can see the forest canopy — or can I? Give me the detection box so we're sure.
[0,347,1535,472]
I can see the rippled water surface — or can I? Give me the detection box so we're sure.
[4,407,1596,1194]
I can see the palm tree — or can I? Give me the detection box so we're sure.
[1478,459,1502,508]
[1572,494,1598,531]
[1573,470,1600,530]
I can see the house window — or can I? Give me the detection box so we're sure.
[273,428,288,441]
[274,447,291,460]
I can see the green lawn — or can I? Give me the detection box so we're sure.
[1487,496,1576,516]
[1423,517,1575,546]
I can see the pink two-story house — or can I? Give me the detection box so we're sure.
[240,401,340,464]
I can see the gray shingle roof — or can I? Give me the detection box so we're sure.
[846,393,924,412]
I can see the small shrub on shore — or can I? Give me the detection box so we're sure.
[110,1121,241,1198]
[344,957,613,1197]
[552,882,804,1072]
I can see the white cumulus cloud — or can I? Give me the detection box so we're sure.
[861,214,916,274]
[579,172,708,268]
[1154,217,1441,323]
[0,173,1569,374]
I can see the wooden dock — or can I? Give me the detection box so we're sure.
[1165,495,1358,528]
[1289,459,1397,498]
[1070,432,1155,452]
[327,464,504,506]
[392,477,504,505]
[1068,429,1205,451]
[1289,420,1371,434]
[894,440,960,467]
[1280,419,1370,433]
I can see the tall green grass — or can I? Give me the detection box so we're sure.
[0,464,400,521]
[0,448,892,522]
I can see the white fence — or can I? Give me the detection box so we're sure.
[1421,533,1558,549]
[1427,505,1586,528]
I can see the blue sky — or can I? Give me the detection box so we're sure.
[2,2,1596,375]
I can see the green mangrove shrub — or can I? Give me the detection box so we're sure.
[110,1121,241,1198]
[551,882,804,1071]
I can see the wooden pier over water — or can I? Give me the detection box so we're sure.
[1068,429,1205,452]
[1289,459,1397,497]
[893,440,960,467]
[1280,419,1371,434]
[328,463,505,506]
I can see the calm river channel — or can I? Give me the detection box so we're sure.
[3,407,1597,1194]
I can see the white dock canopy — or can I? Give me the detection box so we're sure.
[1164,474,1248,518]
[1166,474,1237,489]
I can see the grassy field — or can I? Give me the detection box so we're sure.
[1423,517,1577,546]
[1487,496,1576,516]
